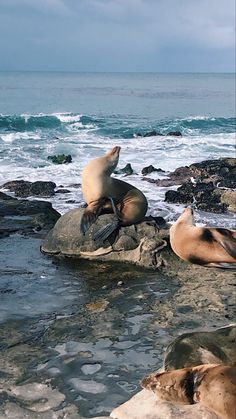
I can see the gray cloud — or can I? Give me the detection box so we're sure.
[0,0,234,71]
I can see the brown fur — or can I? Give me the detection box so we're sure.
[141,364,236,419]
[169,208,236,268]
[80,146,148,233]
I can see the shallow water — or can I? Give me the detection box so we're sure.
[0,233,179,416]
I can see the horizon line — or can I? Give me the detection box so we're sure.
[0,70,235,75]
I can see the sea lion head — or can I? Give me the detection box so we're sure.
[177,207,194,225]
[104,146,121,175]
[141,368,195,404]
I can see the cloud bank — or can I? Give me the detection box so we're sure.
[0,0,235,71]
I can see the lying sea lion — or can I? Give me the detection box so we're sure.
[80,146,148,241]
[169,207,236,268]
[141,364,236,419]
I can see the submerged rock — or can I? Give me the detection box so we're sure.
[2,180,56,197]
[167,131,182,137]
[47,154,72,164]
[41,208,168,269]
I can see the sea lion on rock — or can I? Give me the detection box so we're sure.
[170,207,236,268]
[80,146,148,241]
[141,364,236,419]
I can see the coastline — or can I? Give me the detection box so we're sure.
[0,156,235,418]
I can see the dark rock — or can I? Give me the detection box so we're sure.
[164,325,236,370]
[68,183,81,188]
[2,180,56,197]
[141,165,165,175]
[167,131,182,136]
[55,189,71,194]
[142,157,236,212]
[0,191,15,200]
[165,189,190,204]
[2,180,31,192]
[144,130,163,137]
[0,192,60,237]
[165,181,228,213]
[115,163,134,176]
[47,154,72,164]
[190,158,236,188]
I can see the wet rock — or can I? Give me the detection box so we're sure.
[144,130,163,137]
[220,190,236,212]
[110,388,218,419]
[2,180,56,198]
[55,188,71,194]
[0,192,60,236]
[47,154,72,164]
[167,131,182,136]
[7,382,65,412]
[114,163,134,176]
[143,157,236,190]
[190,158,236,185]
[164,324,236,370]
[86,299,109,313]
[41,208,168,269]
[165,181,229,213]
[141,165,165,176]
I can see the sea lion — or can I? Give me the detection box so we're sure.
[141,364,236,419]
[80,146,148,241]
[169,207,236,268]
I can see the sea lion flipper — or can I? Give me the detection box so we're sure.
[93,220,119,242]
[80,200,105,235]
[80,208,98,235]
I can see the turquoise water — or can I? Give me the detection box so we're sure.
[0,72,235,224]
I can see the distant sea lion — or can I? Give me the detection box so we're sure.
[80,146,148,241]
[170,207,236,268]
[141,363,236,419]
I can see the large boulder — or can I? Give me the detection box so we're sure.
[41,208,168,269]
[0,192,60,237]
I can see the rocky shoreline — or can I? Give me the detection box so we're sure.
[0,156,235,418]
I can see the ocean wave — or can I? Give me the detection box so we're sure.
[0,114,62,131]
[0,113,235,140]
[0,112,97,133]
[0,132,41,143]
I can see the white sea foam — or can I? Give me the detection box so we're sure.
[0,130,235,228]
[53,113,82,123]
[0,132,41,143]
[176,115,216,121]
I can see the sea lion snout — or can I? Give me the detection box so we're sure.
[107,146,121,157]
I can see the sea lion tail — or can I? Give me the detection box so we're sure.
[93,220,119,242]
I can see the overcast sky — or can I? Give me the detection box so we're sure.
[0,0,235,72]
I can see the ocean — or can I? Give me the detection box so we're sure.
[0,71,235,226]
